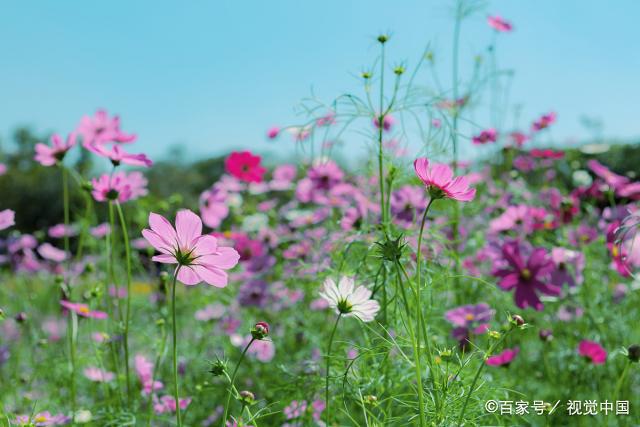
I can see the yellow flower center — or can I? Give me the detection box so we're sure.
[465,313,475,321]
[35,416,47,422]
[78,306,90,315]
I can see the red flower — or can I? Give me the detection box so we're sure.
[225,151,267,183]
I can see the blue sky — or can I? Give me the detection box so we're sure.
[1,0,638,162]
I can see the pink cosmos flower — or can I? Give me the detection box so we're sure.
[91,171,148,203]
[0,209,15,230]
[199,186,229,229]
[135,354,163,395]
[60,300,108,319]
[153,395,192,414]
[531,112,557,132]
[510,131,529,147]
[373,114,395,131]
[487,15,513,32]
[48,223,78,238]
[270,164,297,191]
[472,128,498,145]
[142,209,240,286]
[413,157,476,202]
[37,243,67,262]
[587,159,629,190]
[76,109,136,144]
[0,163,6,175]
[14,412,70,426]
[90,223,111,238]
[85,143,152,167]
[445,303,494,345]
[578,340,607,364]
[493,241,559,310]
[266,126,280,139]
[486,347,519,366]
[84,366,115,382]
[225,151,267,183]
[34,133,77,166]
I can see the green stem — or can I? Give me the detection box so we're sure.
[61,166,76,417]
[613,361,631,403]
[115,202,132,404]
[393,262,425,427]
[457,330,512,425]
[377,42,387,230]
[171,266,183,427]
[222,371,258,427]
[222,338,255,426]
[325,314,342,425]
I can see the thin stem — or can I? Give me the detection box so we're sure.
[377,42,387,230]
[171,266,183,427]
[61,166,76,417]
[393,262,425,427]
[613,361,631,403]
[222,338,256,426]
[222,371,258,427]
[457,329,513,425]
[325,314,342,425]
[115,202,133,404]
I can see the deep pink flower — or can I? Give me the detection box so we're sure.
[153,395,192,414]
[142,210,240,287]
[373,114,395,131]
[531,112,557,132]
[266,126,280,139]
[60,300,108,319]
[0,209,15,230]
[587,159,629,190]
[445,303,494,346]
[472,128,497,145]
[487,15,513,32]
[510,131,529,147]
[486,347,519,366]
[225,151,267,183]
[529,148,564,159]
[91,171,148,203]
[578,340,607,364]
[493,241,559,310]
[76,109,136,144]
[413,157,476,202]
[34,133,77,166]
[85,143,152,167]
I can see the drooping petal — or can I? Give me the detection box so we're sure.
[192,264,228,288]
[152,254,177,264]
[177,266,201,285]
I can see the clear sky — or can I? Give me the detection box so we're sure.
[1,0,638,162]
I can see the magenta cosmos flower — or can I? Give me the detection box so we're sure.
[142,209,240,286]
[413,157,476,202]
[487,15,513,32]
[486,347,519,366]
[578,340,607,364]
[34,133,77,166]
[531,112,557,132]
[493,241,559,311]
[76,109,137,144]
[225,151,267,183]
[472,128,498,145]
[0,209,15,231]
[60,300,108,319]
[445,303,494,344]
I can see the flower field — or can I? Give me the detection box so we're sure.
[1,5,639,427]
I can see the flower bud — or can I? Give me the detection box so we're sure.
[239,390,255,405]
[251,322,270,340]
[393,66,405,76]
[209,358,227,377]
[510,314,525,327]
[15,312,28,323]
[363,395,378,405]
[361,71,372,80]
[0,308,4,320]
[377,34,389,44]
[539,329,553,342]
[627,344,640,363]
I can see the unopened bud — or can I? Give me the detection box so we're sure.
[251,322,270,340]
[628,344,640,363]
[510,314,525,327]
[239,390,255,405]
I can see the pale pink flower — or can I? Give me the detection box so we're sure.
[135,354,163,395]
[37,243,67,262]
[76,109,136,144]
[34,133,78,166]
[153,395,192,414]
[60,300,108,319]
[84,366,115,382]
[85,143,152,167]
[91,171,148,203]
[142,209,240,286]
[0,209,15,230]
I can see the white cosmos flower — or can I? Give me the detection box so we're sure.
[319,276,380,322]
